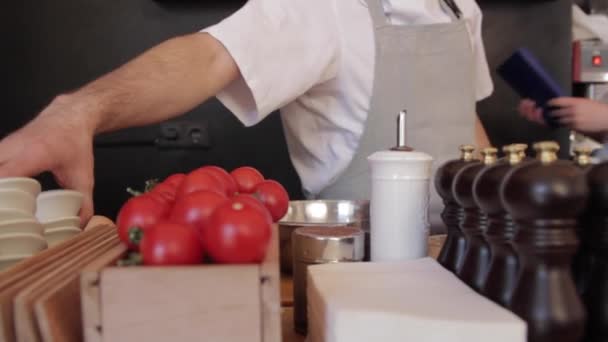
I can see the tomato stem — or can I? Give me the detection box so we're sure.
[144,179,160,192]
[126,178,160,197]
[128,227,144,245]
[117,252,143,266]
[126,187,142,197]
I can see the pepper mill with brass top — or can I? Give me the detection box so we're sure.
[579,161,608,342]
[474,144,528,307]
[453,147,498,291]
[435,145,479,273]
[572,145,596,296]
[503,141,587,342]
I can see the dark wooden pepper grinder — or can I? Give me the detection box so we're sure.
[475,143,528,307]
[572,146,595,297]
[454,147,498,291]
[580,161,608,342]
[503,141,587,342]
[436,145,480,273]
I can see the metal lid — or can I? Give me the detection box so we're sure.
[459,144,476,161]
[573,146,594,167]
[503,144,527,165]
[480,147,498,165]
[292,226,365,263]
[533,141,559,164]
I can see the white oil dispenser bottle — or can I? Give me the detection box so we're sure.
[367,111,433,261]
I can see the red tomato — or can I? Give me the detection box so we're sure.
[151,182,178,203]
[140,222,204,265]
[116,195,170,250]
[199,166,238,196]
[230,166,265,194]
[254,180,289,222]
[145,191,172,207]
[232,194,273,224]
[169,190,228,237]
[204,199,272,263]
[177,169,225,198]
[163,173,186,188]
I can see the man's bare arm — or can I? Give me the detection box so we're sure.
[71,32,239,134]
[0,32,239,222]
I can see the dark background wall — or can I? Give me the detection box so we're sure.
[1,0,573,218]
[477,0,572,158]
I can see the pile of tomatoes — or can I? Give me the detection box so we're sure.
[116,166,289,266]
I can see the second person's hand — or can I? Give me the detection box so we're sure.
[518,99,545,125]
[547,97,608,134]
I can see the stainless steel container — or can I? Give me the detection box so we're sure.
[292,226,365,335]
[279,200,369,273]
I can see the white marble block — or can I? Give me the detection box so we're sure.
[307,258,526,342]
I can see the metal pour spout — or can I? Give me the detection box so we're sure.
[391,110,413,151]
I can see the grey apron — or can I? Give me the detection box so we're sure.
[318,0,476,234]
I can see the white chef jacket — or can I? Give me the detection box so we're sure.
[203,0,494,196]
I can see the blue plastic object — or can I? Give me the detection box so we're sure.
[497,48,565,128]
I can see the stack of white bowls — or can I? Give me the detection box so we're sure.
[0,178,46,270]
[36,190,84,248]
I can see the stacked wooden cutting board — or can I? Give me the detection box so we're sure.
[0,217,123,342]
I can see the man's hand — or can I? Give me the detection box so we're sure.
[0,95,96,224]
[519,97,608,137]
[548,97,608,134]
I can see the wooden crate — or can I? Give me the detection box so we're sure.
[81,225,281,342]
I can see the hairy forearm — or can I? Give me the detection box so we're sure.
[55,33,238,134]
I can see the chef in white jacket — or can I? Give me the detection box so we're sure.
[0,0,493,231]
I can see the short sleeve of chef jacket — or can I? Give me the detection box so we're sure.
[202,0,340,127]
[202,0,493,127]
